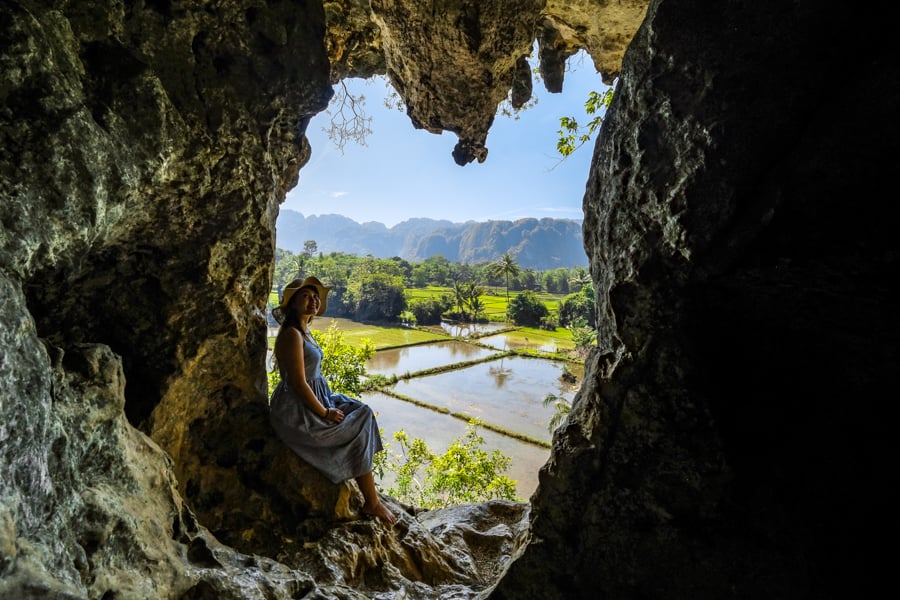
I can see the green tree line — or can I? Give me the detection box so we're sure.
[272,244,597,332]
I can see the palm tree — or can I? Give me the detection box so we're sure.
[488,253,520,317]
[543,393,572,432]
[467,286,486,321]
[452,280,468,318]
[568,267,592,291]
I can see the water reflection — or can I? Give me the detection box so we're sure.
[364,391,550,500]
[389,355,579,444]
[487,357,513,387]
[437,321,507,337]
[367,340,500,376]
[479,333,559,353]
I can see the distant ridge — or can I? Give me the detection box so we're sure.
[275,210,588,270]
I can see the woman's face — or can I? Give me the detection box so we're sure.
[291,287,320,316]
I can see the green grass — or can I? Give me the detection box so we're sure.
[405,286,451,300]
[495,325,576,351]
[312,318,447,349]
[406,285,566,323]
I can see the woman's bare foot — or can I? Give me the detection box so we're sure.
[362,500,397,526]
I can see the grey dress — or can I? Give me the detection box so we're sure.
[269,331,383,484]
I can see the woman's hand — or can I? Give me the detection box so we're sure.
[324,407,345,423]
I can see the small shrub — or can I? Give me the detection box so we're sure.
[559,290,595,328]
[268,321,374,397]
[507,290,548,326]
[540,315,558,331]
[408,297,446,325]
[376,419,519,509]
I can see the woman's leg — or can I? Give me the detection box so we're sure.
[355,472,397,525]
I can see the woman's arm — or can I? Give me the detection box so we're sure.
[275,328,344,422]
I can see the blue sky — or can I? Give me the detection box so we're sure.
[283,52,612,228]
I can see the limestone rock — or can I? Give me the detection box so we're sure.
[489,1,899,598]
[539,0,648,89]
[370,0,544,165]
[4,0,896,598]
[322,0,646,165]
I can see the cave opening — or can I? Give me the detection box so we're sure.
[270,51,610,507]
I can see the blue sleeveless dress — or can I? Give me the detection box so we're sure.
[269,333,383,484]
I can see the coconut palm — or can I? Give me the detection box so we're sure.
[467,288,486,321]
[452,280,468,318]
[543,393,572,432]
[488,253,520,318]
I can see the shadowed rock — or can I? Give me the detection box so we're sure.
[3,0,896,598]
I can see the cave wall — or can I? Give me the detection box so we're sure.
[3,0,896,598]
[491,1,898,598]
[1,1,644,597]
[0,0,339,595]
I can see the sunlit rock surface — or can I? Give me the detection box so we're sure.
[539,0,647,91]
[3,0,896,598]
[323,0,644,164]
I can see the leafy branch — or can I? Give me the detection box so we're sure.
[556,87,615,157]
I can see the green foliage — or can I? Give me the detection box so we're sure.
[360,373,398,392]
[376,420,519,509]
[271,252,600,331]
[316,321,375,395]
[416,255,452,286]
[568,319,598,358]
[269,321,375,397]
[559,290,595,328]
[539,314,558,331]
[374,430,432,505]
[507,290,549,326]
[407,296,448,325]
[567,267,592,292]
[487,253,521,311]
[346,266,407,322]
[542,393,572,432]
[542,267,571,294]
[557,87,615,157]
[302,240,318,257]
[468,294,486,321]
[449,281,487,322]
[451,280,469,319]
[267,369,282,398]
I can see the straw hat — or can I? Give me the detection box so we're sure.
[273,276,332,323]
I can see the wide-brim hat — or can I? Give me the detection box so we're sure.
[273,276,332,323]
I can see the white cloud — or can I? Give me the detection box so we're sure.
[330,191,349,198]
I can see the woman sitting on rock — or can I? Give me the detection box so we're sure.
[269,276,396,526]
